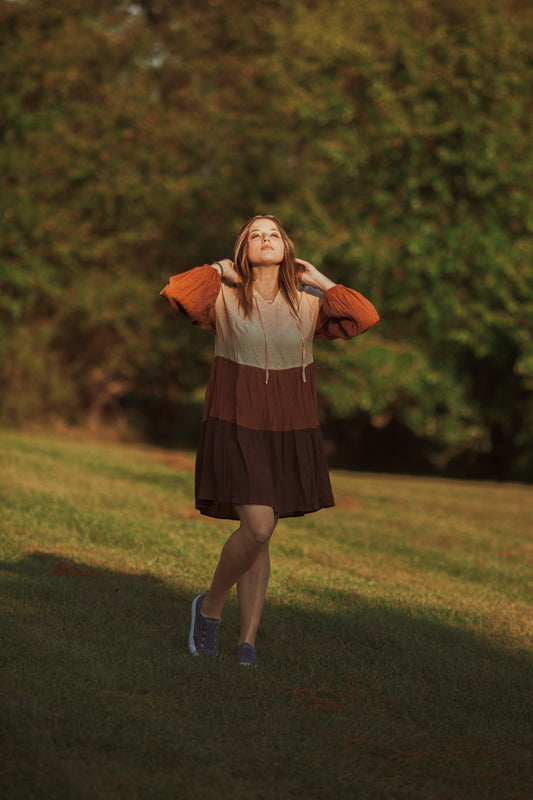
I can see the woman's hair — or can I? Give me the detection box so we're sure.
[232,214,302,318]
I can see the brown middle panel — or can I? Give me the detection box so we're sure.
[202,356,320,431]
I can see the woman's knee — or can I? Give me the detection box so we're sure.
[249,520,275,545]
[237,505,277,546]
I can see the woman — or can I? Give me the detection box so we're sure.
[160,215,379,666]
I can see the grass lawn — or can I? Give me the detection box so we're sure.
[1,429,532,799]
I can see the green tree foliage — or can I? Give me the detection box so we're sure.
[1,0,532,477]
[271,0,533,476]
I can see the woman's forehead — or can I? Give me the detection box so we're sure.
[249,219,280,234]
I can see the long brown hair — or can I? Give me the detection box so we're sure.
[232,215,302,318]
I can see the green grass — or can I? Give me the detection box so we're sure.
[1,429,532,799]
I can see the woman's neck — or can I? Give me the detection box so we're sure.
[253,265,280,295]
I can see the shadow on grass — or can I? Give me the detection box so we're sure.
[1,551,532,800]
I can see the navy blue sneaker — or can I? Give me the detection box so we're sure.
[234,642,257,667]
[188,593,221,656]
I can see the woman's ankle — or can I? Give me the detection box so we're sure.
[238,637,256,648]
[201,594,222,620]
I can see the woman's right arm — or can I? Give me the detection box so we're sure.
[160,264,223,333]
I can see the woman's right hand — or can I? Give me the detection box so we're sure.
[211,259,240,284]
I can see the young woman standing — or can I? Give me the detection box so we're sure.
[160,215,379,666]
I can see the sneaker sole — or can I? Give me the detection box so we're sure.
[188,594,202,656]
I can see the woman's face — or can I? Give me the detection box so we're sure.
[246,218,285,267]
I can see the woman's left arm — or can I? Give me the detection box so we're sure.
[297,258,380,340]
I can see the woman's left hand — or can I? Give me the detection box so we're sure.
[296,258,336,292]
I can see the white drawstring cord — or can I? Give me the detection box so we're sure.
[293,310,307,383]
[255,295,307,385]
[255,297,270,384]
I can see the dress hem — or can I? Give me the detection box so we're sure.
[196,501,335,521]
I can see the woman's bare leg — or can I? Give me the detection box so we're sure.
[201,505,277,621]
[236,545,271,648]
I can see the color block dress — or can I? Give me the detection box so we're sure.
[160,265,379,520]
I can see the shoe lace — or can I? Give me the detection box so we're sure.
[200,616,220,651]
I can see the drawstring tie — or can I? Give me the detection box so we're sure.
[255,296,307,384]
[294,313,307,383]
[255,298,270,384]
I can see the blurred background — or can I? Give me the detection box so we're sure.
[1,0,532,480]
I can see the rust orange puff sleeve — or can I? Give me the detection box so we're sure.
[160,265,221,333]
[314,285,379,340]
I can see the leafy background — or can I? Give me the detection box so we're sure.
[1,0,532,479]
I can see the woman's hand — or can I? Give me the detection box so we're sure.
[211,259,240,284]
[296,258,336,292]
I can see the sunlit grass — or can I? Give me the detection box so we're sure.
[1,429,532,799]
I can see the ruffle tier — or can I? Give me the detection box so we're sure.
[195,418,334,520]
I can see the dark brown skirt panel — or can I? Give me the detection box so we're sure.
[203,356,320,431]
[195,418,335,520]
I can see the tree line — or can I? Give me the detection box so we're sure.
[1,0,532,479]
